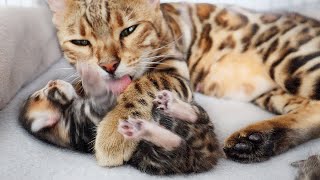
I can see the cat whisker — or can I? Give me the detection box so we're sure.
[62,74,77,82]
[136,65,172,71]
[70,77,81,84]
[143,39,179,55]
[55,67,74,70]
[140,54,178,62]
[65,73,80,82]
[139,61,172,67]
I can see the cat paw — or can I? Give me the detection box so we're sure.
[118,118,148,141]
[95,117,137,167]
[223,126,289,163]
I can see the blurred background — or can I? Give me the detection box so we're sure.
[0,0,320,10]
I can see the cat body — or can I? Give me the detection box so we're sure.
[40,0,320,170]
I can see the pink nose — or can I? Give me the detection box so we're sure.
[100,61,120,75]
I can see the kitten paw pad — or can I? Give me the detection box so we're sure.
[153,90,174,112]
[118,118,147,140]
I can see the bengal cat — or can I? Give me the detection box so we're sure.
[47,0,320,167]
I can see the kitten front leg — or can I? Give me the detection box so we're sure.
[118,117,182,151]
[153,90,198,123]
[76,62,109,97]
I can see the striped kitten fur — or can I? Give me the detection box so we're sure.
[20,64,220,175]
[19,79,116,152]
[292,155,320,180]
[20,63,116,152]
[124,90,220,175]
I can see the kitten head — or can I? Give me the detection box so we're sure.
[47,0,171,82]
[19,80,78,148]
[292,155,320,180]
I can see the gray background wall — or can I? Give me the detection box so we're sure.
[1,0,320,10]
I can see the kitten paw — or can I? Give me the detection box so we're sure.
[118,118,148,141]
[153,90,175,113]
[152,90,198,123]
[76,62,108,96]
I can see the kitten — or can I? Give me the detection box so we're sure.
[20,64,220,175]
[19,64,117,152]
[123,90,221,175]
[292,155,320,180]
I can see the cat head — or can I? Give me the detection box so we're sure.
[48,0,172,81]
[19,80,78,148]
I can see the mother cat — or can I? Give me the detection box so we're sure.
[48,0,320,166]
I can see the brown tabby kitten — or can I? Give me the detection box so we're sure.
[21,63,220,175]
[123,90,220,175]
[21,82,220,175]
[292,155,320,180]
[47,0,320,169]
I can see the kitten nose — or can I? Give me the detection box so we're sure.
[100,61,120,75]
[48,80,57,87]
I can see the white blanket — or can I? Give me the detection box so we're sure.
[1,2,320,180]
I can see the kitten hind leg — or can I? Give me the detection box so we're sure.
[118,117,182,151]
[153,90,198,123]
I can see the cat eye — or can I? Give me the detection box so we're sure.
[120,25,138,38]
[70,40,91,46]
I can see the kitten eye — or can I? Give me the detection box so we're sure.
[70,40,91,46]
[120,25,138,38]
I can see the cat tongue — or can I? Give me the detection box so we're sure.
[107,75,132,94]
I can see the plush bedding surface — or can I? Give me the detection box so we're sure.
[2,1,320,180]
[1,59,320,180]
[0,7,61,109]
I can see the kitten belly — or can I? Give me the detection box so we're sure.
[200,51,276,102]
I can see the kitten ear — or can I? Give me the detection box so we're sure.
[47,0,66,26]
[291,160,306,168]
[31,112,60,132]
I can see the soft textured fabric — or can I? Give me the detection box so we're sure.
[0,7,61,109]
[1,2,320,180]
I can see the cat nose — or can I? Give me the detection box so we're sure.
[100,61,120,75]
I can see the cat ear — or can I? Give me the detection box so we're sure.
[47,0,66,26]
[149,0,160,5]
[147,0,160,9]
[48,0,66,13]
[30,112,60,132]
